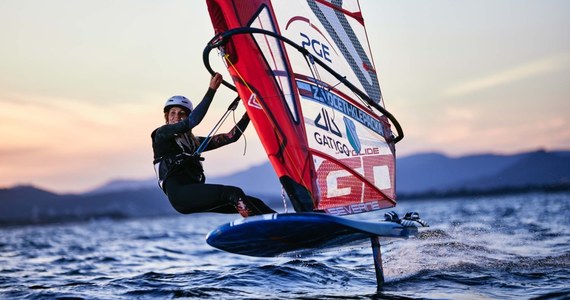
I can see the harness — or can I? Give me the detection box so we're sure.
[154,133,205,192]
[154,153,205,191]
[153,97,242,192]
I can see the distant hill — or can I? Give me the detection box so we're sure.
[459,150,570,190]
[85,178,157,195]
[1,149,569,226]
[0,185,176,226]
[84,163,282,196]
[397,150,570,195]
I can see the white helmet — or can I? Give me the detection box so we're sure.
[164,95,193,113]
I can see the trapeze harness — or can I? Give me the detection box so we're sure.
[152,116,249,194]
[153,133,205,192]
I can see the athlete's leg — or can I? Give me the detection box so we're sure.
[165,180,235,214]
[164,177,274,216]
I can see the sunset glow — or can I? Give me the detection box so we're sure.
[1,0,568,193]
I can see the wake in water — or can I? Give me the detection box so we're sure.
[381,193,570,299]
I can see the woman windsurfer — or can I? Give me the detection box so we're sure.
[151,73,275,217]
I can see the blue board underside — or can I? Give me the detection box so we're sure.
[206,213,418,257]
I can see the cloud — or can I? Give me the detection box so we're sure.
[444,53,570,97]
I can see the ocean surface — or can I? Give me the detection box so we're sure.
[1,192,569,299]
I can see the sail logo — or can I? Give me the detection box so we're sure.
[285,17,336,63]
[247,93,262,110]
[315,108,341,137]
[297,80,385,136]
[326,202,383,215]
[343,117,361,154]
[313,108,350,157]
[300,32,332,63]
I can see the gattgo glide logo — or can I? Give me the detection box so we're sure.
[313,108,351,157]
[315,108,341,137]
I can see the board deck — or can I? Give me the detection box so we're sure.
[206,213,418,257]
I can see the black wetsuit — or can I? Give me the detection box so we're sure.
[151,88,274,217]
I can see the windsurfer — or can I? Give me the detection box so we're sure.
[151,73,275,217]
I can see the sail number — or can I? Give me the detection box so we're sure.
[300,33,332,63]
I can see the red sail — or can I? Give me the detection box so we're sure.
[206,0,397,215]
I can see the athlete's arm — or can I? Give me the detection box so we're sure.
[201,113,250,152]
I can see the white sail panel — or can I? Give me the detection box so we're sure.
[271,0,383,105]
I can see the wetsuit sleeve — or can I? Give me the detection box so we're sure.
[202,113,250,152]
[153,88,217,143]
[187,88,217,129]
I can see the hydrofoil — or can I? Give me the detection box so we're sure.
[206,212,427,286]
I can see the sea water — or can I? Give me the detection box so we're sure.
[1,192,569,299]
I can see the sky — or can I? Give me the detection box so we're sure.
[0,0,569,194]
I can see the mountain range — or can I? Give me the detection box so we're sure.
[1,149,569,226]
[397,149,570,195]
